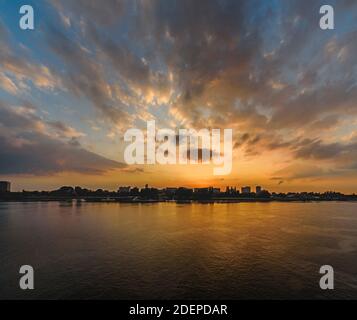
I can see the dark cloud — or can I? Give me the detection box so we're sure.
[269,138,357,181]
[0,101,125,175]
[272,163,340,181]
[308,114,340,131]
[293,139,357,161]
[0,134,123,175]
[234,131,299,157]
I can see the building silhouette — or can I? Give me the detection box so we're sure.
[118,186,131,193]
[0,181,11,192]
[241,186,251,194]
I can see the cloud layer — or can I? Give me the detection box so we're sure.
[0,101,124,175]
[0,0,356,186]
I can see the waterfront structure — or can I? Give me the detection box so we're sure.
[0,181,11,192]
[118,186,131,193]
[241,186,251,194]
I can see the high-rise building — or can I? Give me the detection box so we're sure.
[118,186,131,193]
[256,186,262,193]
[241,186,251,194]
[213,188,220,194]
[0,181,11,192]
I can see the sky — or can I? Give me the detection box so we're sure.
[0,0,357,193]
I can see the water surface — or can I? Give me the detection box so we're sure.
[0,201,357,299]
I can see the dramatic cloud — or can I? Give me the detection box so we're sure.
[0,101,125,175]
[45,0,357,134]
[272,163,338,181]
[45,27,131,127]
[0,21,60,93]
[0,0,356,188]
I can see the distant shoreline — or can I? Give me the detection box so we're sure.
[2,185,357,203]
[1,197,357,203]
